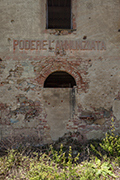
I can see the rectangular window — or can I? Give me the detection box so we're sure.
[46,0,72,29]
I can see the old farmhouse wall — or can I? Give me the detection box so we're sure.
[0,0,120,145]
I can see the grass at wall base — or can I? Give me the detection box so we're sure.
[0,117,120,179]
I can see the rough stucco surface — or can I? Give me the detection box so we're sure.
[0,0,120,144]
[42,88,71,141]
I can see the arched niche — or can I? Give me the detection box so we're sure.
[44,71,76,88]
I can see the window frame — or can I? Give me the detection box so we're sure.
[46,0,73,30]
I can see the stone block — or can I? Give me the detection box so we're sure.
[86,130,104,140]
[113,100,120,121]
[94,118,105,125]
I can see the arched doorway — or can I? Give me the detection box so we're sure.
[44,71,76,88]
[42,71,76,141]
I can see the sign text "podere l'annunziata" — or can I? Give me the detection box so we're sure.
[13,40,106,51]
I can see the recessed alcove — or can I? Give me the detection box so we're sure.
[44,71,76,88]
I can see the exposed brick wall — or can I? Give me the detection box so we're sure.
[0,0,120,145]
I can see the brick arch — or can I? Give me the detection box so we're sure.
[35,59,84,88]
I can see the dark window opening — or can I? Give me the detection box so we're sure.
[44,71,76,88]
[47,0,72,29]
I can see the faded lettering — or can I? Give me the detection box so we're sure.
[13,39,106,51]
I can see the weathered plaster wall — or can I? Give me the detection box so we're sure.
[0,0,120,144]
[42,88,72,141]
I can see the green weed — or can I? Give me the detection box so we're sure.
[0,118,119,180]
